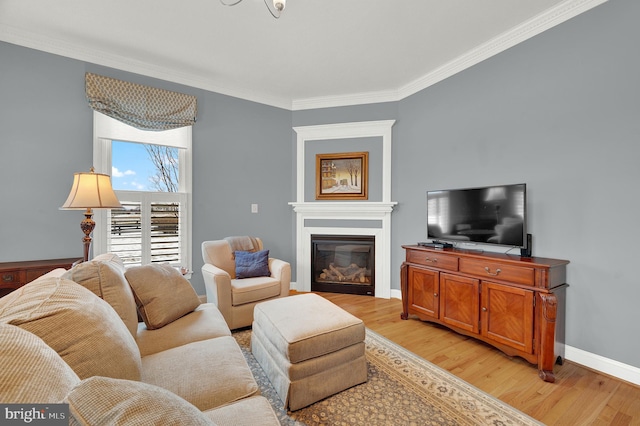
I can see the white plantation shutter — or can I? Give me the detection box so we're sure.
[149,202,181,263]
[109,202,142,264]
[108,195,186,267]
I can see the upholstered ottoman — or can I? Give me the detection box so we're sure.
[251,293,367,411]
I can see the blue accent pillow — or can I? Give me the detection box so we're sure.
[235,250,270,279]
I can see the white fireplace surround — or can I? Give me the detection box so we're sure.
[289,120,397,299]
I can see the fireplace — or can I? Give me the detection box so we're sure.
[290,120,397,299]
[311,235,375,296]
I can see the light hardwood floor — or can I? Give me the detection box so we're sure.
[305,291,640,426]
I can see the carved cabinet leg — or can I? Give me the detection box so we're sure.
[537,292,558,383]
[400,263,409,320]
[538,369,556,383]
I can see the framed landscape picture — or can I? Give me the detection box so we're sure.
[315,151,368,200]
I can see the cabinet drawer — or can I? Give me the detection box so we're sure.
[459,258,534,286]
[407,250,458,271]
[1,270,24,289]
[1,270,22,284]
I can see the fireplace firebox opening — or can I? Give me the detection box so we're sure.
[311,235,375,296]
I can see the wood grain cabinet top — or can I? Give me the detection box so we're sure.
[0,258,80,298]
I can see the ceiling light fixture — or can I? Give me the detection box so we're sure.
[220,0,286,19]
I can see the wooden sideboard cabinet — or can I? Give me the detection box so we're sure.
[400,245,569,382]
[0,258,81,298]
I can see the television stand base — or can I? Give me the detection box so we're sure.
[401,244,569,382]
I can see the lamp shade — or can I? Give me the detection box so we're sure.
[61,170,122,209]
[484,186,507,202]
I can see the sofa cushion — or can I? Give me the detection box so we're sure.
[231,276,281,306]
[62,258,138,337]
[0,277,142,381]
[136,303,232,357]
[65,376,216,426]
[204,396,280,425]
[141,336,259,411]
[0,323,80,403]
[125,264,201,330]
[235,250,270,279]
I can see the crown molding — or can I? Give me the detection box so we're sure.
[0,24,293,110]
[292,0,608,111]
[1,0,607,112]
[396,0,608,100]
[291,89,401,111]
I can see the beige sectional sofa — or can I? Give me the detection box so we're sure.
[0,253,279,425]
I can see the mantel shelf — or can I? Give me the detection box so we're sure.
[289,202,397,215]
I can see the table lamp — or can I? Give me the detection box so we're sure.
[61,167,122,262]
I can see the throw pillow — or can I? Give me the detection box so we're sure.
[92,253,126,272]
[66,376,216,426]
[125,264,200,330]
[0,277,142,381]
[62,258,138,338]
[235,249,270,279]
[0,323,80,403]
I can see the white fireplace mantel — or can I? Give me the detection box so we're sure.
[289,202,396,216]
[289,201,396,298]
[290,120,397,298]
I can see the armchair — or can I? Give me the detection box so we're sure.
[201,238,291,330]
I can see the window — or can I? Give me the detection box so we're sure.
[428,191,450,234]
[92,112,192,270]
[108,140,184,266]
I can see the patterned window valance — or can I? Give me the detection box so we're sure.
[85,73,197,131]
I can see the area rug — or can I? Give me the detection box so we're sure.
[232,328,543,426]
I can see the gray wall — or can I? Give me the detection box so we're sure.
[0,42,294,297]
[1,44,93,262]
[294,0,640,369]
[1,0,638,369]
[393,0,640,368]
[191,92,293,293]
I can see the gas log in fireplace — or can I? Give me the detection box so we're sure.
[311,235,375,296]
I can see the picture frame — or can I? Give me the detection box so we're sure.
[315,151,368,200]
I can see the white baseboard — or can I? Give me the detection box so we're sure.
[291,282,639,386]
[565,345,640,386]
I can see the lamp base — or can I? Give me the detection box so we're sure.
[80,208,95,263]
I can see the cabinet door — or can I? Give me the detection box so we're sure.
[408,267,439,318]
[440,273,480,334]
[481,281,534,354]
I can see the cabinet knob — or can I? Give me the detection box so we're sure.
[482,307,487,312]
[484,267,501,276]
[425,257,437,263]
[2,274,14,282]
[434,293,438,297]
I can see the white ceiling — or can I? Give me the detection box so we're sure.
[0,0,605,110]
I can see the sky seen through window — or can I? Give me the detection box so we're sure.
[111,140,178,192]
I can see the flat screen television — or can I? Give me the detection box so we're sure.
[427,183,527,248]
